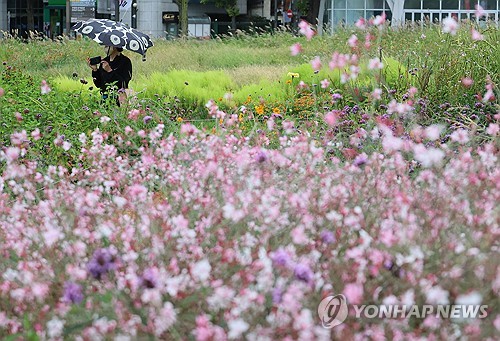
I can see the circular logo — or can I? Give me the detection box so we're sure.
[317,294,348,328]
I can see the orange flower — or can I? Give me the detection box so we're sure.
[255,104,265,115]
[273,107,281,114]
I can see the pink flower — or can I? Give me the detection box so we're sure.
[373,13,386,26]
[348,34,358,48]
[41,80,51,94]
[413,144,445,167]
[343,283,364,304]
[382,135,403,152]
[290,43,302,56]
[180,123,199,135]
[0,87,4,97]
[324,111,338,126]
[291,227,308,245]
[320,78,330,89]
[368,57,383,70]
[298,20,315,40]
[475,4,486,18]
[4,147,20,162]
[124,126,134,134]
[62,141,72,151]
[471,28,484,41]
[355,17,366,29]
[128,109,141,120]
[365,33,373,49]
[483,89,495,103]
[311,56,321,71]
[461,77,474,87]
[486,123,499,136]
[424,125,444,141]
[31,128,41,141]
[10,130,27,146]
[450,129,470,144]
[154,302,177,336]
[282,120,294,134]
[127,183,148,201]
[371,88,382,100]
[442,16,459,35]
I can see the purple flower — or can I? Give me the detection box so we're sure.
[271,249,290,267]
[63,281,83,304]
[141,268,158,289]
[294,263,313,284]
[272,287,282,304]
[383,260,393,270]
[87,248,117,280]
[353,153,368,167]
[255,150,267,163]
[320,230,335,244]
[143,115,153,124]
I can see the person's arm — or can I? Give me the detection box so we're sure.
[88,58,105,90]
[100,56,132,89]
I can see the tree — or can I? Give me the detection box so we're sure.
[173,0,189,37]
[26,0,37,33]
[386,0,406,26]
[201,0,239,32]
[297,0,321,28]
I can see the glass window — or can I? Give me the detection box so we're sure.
[333,0,347,9]
[405,0,422,9]
[442,0,459,9]
[423,0,440,9]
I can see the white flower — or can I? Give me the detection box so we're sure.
[450,129,469,144]
[426,285,449,304]
[47,317,65,339]
[424,125,444,141]
[100,116,111,123]
[62,141,72,151]
[442,16,459,35]
[413,144,445,167]
[191,259,211,282]
[455,291,482,305]
[228,319,249,339]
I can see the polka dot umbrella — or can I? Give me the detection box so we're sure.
[72,19,153,60]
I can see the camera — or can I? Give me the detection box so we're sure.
[89,56,102,65]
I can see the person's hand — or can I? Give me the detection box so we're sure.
[101,60,112,73]
[87,58,98,71]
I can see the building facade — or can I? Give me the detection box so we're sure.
[325,0,499,28]
[1,0,499,38]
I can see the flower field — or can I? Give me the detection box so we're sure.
[0,15,499,341]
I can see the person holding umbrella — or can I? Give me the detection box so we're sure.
[88,45,132,106]
[73,18,154,106]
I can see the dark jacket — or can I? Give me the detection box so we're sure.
[92,54,132,93]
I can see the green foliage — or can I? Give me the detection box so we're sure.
[232,79,288,104]
[134,69,235,104]
[201,0,239,17]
